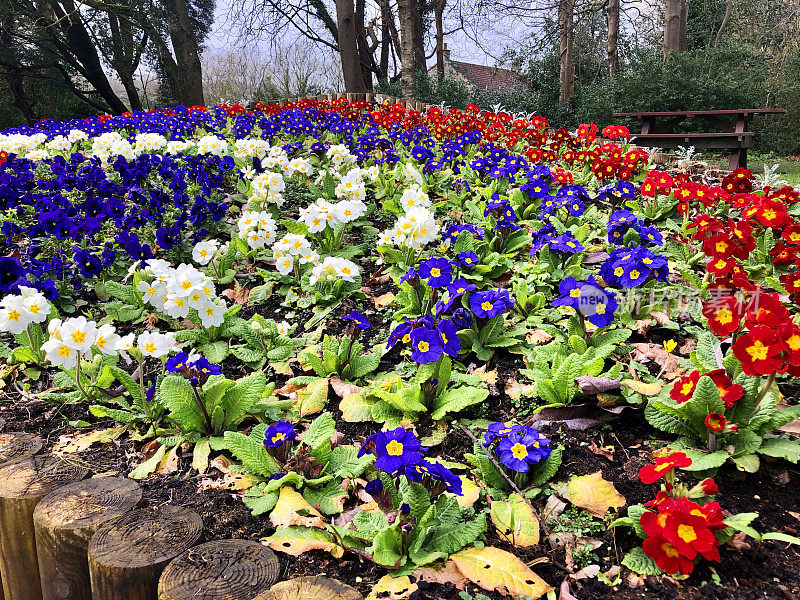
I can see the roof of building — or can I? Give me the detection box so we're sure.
[448,60,527,91]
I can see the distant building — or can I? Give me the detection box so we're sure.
[427,44,527,92]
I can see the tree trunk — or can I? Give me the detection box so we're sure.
[398,0,416,99]
[159,0,205,105]
[558,0,575,106]
[354,0,374,91]
[379,0,391,81]
[88,506,203,600]
[607,0,620,77]
[664,0,687,54]
[33,478,142,600]
[157,540,279,600]
[335,0,368,93]
[411,3,425,72]
[434,0,445,78]
[0,456,89,600]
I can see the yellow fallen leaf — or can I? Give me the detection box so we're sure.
[371,291,396,310]
[451,546,552,599]
[366,575,418,600]
[490,493,540,547]
[52,426,125,454]
[263,525,343,557]
[294,377,329,417]
[413,560,467,589]
[449,476,480,508]
[621,379,662,396]
[552,471,626,517]
[154,444,181,475]
[270,486,325,528]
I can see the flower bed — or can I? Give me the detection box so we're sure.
[0,98,799,600]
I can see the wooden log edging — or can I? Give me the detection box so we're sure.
[87,505,203,600]
[0,455,89,600]
[157,539,279,600]
[34,477,142,600]
[255,576,363,600]
[0,432,43,468]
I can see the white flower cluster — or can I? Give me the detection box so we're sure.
[309,257,360,286]
[378,206,439,249]
[283,157,313,178]
[45,136,72,153]
[399,162,424,186]
[326,144,355,169]
[137,260,227,328]
[133,133,168,154]
[90,132,135,162]
[398,185,431,212]
[233,138,272,160]
[196,134,230,157]
[298,197,367,233]
[237,210,277,249]
[0,132,46,158]
[250,171,286,206]
[165,140,193,155]
[272,234,318,275]
[334,168,367,202]
[0,287,52,334]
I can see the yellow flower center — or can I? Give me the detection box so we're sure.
[481,301,493,311]
[417,341,429,352]
[386,440,404,455]
[716,307,733,324]
[430,268,441,278]
[145,342,157,353]
[7,309,20,322]
[71,331,86,344]
[630,269,640,280]
[511,443,528,460]
[746,340,769,361]
[677,524,698,543]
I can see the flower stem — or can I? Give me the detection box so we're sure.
[73,358,92,401]
[751,372,776,414]
[192,383,215,436]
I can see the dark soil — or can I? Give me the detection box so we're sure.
[1,368,798,600]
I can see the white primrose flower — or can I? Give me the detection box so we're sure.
[198,300,226,328]
[162,294,190,319]
[41,338,79,369]
[0,295,32,334]
[276,321,291,335]
[59,316,98,353]
[275,254,295,276]
[399,186,431,212]
[137,280,167,306]
[192,240,219,266]
[137,330,171,358]
[169,263,204,297]
[67,129,88,144]
[309,257,360,286]
[94,324,120,355]
[196,134,229,157]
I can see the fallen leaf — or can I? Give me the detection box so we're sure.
[471,365,498,385]
[505,378,536,400]
[413,561,467,589]
[371,291,395,310]
[274,381,303,396]
[634,320,652,335]
[651,311,671,326]
[559,580,580,600]
[572,565,600,580]
[294,377,329,417]
[527,329,553,345]
[621,379,662,396]
[552,471,626,517]
[450,476,480,508]
[198,456,260,492]
[221,280,250,305]
[366,575,417,600]
[329,376,362,399]
[490,493,540,548]
[542,495,567,524]
[588,441,615,461]
[52,426,125,454]
[789,511,800,522]
[270,486,325,528]
[727,531,751,551]
[154,444,181,475]
[626,572,647,589]
[263,525,343,557]
[530,404,627,431]
[630,343,679,373]
[451,546,552,599]
[575,375,621,395]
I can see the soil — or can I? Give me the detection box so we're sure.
[2,371,798,600]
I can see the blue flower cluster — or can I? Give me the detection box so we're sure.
[607,209,664,246]
[552,275,619,328]
[600,246,669,288]
[483,422,552,473]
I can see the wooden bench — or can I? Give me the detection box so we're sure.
[613,109,787,171]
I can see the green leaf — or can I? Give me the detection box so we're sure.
[621,547,662,576]
[129,444,166,479]
[372,526,403,567]
[325,445,373,478]
[528,446,562,485]
[731,453,760,473]
[758,437,800,463]
[430,385,489,421]
[104,281,141,306]
[303,481,347,515]
[160,375,206,433]
[303,413,336,450]
[220,371,267,429]
[679,449,729,471]
[200,341,229,365]
[223,424,281,477]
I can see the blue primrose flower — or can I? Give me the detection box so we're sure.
[410,326,444,364]
[418,257,453,288]
[365,478,384,496]
[264,421,296,448]
[403,459,463,495]
[469,289,515,319]
[437,318,461,357]
[548,232,584,255]
[0,256,24,292]
[483,421,524,446]
[447,278,476,297]
[358,427,426,473]
[457,251,480,268]
[343,310,371,330]
[496,427,552,473]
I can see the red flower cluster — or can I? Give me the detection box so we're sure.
[638,452,692,484]
[640,496,726,575]
[669,368,743,409]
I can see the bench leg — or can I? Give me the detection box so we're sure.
[728,149,746,172]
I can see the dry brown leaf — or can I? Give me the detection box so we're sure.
[527,329,553,345]
[329,376,362,399]
[588,441,615,461]
[559,580,580,600]
[634,320,652,335]
[651,311,671,326]
[727,531,751,552]
[626,572,647,589]
[52,426,125,454]
[221,280,251,305]
[197,456,260,492]
[630,343,680,373]
[413,561,467,589]
[274,381,303,396]
[371,291,395,310]
[471,364,498,385]
[366,575,417,600]
[678,338,696,355]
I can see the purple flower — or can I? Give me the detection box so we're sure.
[264,421,296,448]
[387,319,413,349]
[469,289,514,319]
[410,326,444,364]
[365,478,384,496]
[343,310,370,330]
[496,427,552,473]
[452,308,472,329]
[400,267,418,284]
[0,256,24,292]
[358,428,426,473]
[437,318,461,357]
[418,257,452,288]
[165,352,191,373]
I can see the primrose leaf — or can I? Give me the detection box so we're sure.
[451,546,552,599]
[263,526,343,557]
[490,493,540,548]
